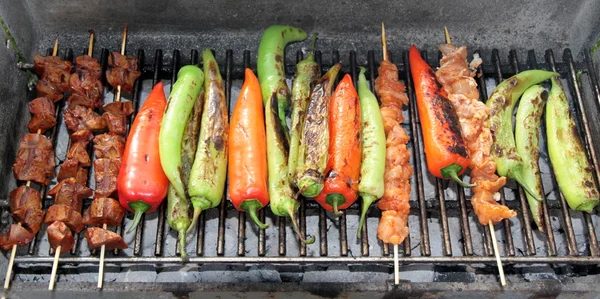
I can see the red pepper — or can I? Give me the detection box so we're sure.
[408,45,473,187]
[228,69,270,229]
[314,74,362,215]
[117,82,170,233]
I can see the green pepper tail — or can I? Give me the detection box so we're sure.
[508,167,542,202]
[441,164,477,188]
[326,194,346,216]
[307,32,318,61]
[240,199,269,229]
[126,201,152,234]
[525,193,544,232]
[176,226,188,258]
[187,197,213,234]
[357,194,377,238]
[287,205,315,245]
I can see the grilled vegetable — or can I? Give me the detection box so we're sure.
[166,84,204,257]
[546,77,599,212]
[159,65,204,199]
[356,67,386,237]
[314,74,361,215]
[257,25,307,129]
[486,69,557,199]
[408,45,473,188]
[515,85,547,231]
[266,93,315,244]
[188,49,229,231]
[288,34,320,181]
[294,63,341,197]
[118,82,169,233]
[228,69,269,229]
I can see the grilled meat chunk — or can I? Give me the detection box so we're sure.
[57,159,89,186]
[48,178,93,212]
[106,52,141,93]
[28,97,57,133]
[64,105,106,133]
[85,227,128,250]
[36,79,63,102]
[47,221,74,254]
[70,129,94,146]
[9,185,41,212]
[33,53,72,93]
[66,141,91,167]
[102,101,134,135]
[93,133,125,159]
[74,55,102,80]
[44,204,84,233]
[13,133,56,185]
[12,208,45,234]
[94,158,121,198]
[83,197,125,227]
[0,224,35,250]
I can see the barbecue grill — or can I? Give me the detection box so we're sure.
[1,0,600,297]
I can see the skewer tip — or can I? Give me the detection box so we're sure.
[488,221,507,286]
[49,246,61,291]
[381,22,388,61]
[52,39,59,56]
[393,244,400,285]
[444,26,452,44]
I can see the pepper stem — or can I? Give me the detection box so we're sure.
[326,194,346,217]
[187,207,202,234]
[287,206,315,244]
[509,168,542,202]
[441,163,477,188]
[357,194,377,238]
[240,199,269,229]
[126,201,151,234]
[307,32,318,61]
[177,228,187,258]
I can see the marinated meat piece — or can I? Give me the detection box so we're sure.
[9,185,41,212]
[94,158,121,198]
[28,97,56,133]
[70,129,94,147]
[44,204,84,233]
[85,227,128,250]
[82,197,126,227]
[74,55,102,80]
[102,101,134,134]
[63,104,106,133]
[66,141,91,166]
[57,159,89,186]
[13,133,56,185]
[36,79,63,102]
[106,52,141,93]
[12,208,45,234]
[103,101,134,116]
[33,53,72,78]
[0,224,35,250]
[68,93,104,109]
[48,178,93,212]
[70,65,104,109]
[93,133,125,159]
[47,221,74,254]
[43,63,72,93]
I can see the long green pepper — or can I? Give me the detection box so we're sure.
[486,70,556,200]
[295,63,342,197]
[356,67,386,237]
[187,49,229,231]
[546,77,599,212]
[515,85,547,231]
[167,88,204,257]
[258,25,307,130]
[288,33,320,181]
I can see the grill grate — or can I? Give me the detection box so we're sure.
[5,44,600,277]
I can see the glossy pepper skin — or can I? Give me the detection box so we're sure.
[486,69,556,199]
[314,74,361,216]
[546,77,599,212]
[228,69,269,229]
[257,25,307,129]
[408,45,472,187]
[118,82,169,233]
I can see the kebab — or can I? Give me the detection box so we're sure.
[3,40,64,290]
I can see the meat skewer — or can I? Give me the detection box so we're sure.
[4,40,61,291]
[440,28,507,286]
[375,23,413,285]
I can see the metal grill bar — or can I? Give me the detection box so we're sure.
[583,49,600,107]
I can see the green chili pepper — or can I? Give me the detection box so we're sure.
[294,63,341,197]
[187,49,229,231]
[486,70,556,200]
[546,77,599,212]
[167,88,204,257]
[159,65,204,199]
[266,93,315,244]
[515,85,547,231]
[288,33,320,182]
[258,25,307,130]
[356,67,386,237]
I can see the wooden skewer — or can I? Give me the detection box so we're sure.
[48,247,61,290]
[381,22,400,285]
[88,30,95,57]
[443,27,506,287]
[97,223,107,289]
[115,24,127,103]
[4,39,58,290]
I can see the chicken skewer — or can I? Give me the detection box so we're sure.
[375,23,413,285]
[440,27,507,286]
[4,39,60,291]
